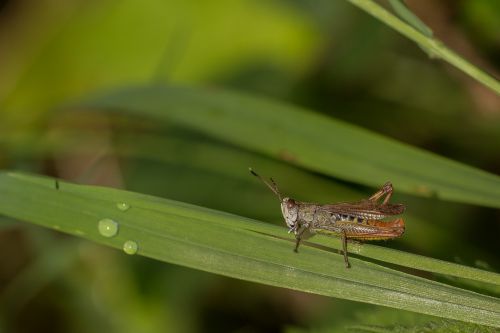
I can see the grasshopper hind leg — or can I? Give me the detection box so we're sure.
[369,181,393,205]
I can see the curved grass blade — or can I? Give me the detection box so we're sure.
[77,85,500,209]
[347,0,500,95]
[346,320,495,333]
[387,0,432,37]
[7,126,499,290]
[0,171,499,327]
[1,127,458,252]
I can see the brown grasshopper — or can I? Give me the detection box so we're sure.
[250,169,405,268]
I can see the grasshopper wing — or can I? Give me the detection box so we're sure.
[320,200,405,220]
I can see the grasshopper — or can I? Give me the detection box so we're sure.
[250,169,405,268]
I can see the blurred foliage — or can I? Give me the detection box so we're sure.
[0,0,499,332]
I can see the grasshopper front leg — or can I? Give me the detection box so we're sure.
[294,237,301,253]
[341,230,351,268]
[293,227,308,253]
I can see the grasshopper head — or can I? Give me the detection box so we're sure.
[249,168,299,230]
[281,197,299,230]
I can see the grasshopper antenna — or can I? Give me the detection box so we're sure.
[249,167,282,201]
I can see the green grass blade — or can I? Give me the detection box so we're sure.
[78,85,500,209]
[6,124,498,289]
[387,0,433,37]
[17,128,462,255]
[347,320,497,333]
[0,171,499,327]
[347,0,500,95]
[311,235,500,288]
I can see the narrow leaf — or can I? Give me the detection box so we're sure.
[387,0,433,37]
[347,0,500,95]
[77,85,500,209]
[0,172,499,327]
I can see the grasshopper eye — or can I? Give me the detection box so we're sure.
[287,199,296,209]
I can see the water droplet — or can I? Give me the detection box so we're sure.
[116,202,130,211]
[98,218,119,238]
[75,229,85,236]
[123,240,138,255]
[53,225,60,230]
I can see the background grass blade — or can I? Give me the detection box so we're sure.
[0,171,499,327]
[4,126,464,255]
[11,129,499,288]
[78,85,500,209]
[347,0,500,95]
[387,0,433,37]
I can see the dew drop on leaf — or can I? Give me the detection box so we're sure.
[116,202,130,211]
[98,218,119,238]
[123,240,138,255]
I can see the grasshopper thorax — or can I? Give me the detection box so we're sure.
[281,198,299,230]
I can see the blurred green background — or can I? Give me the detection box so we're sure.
[0,0,499,332]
